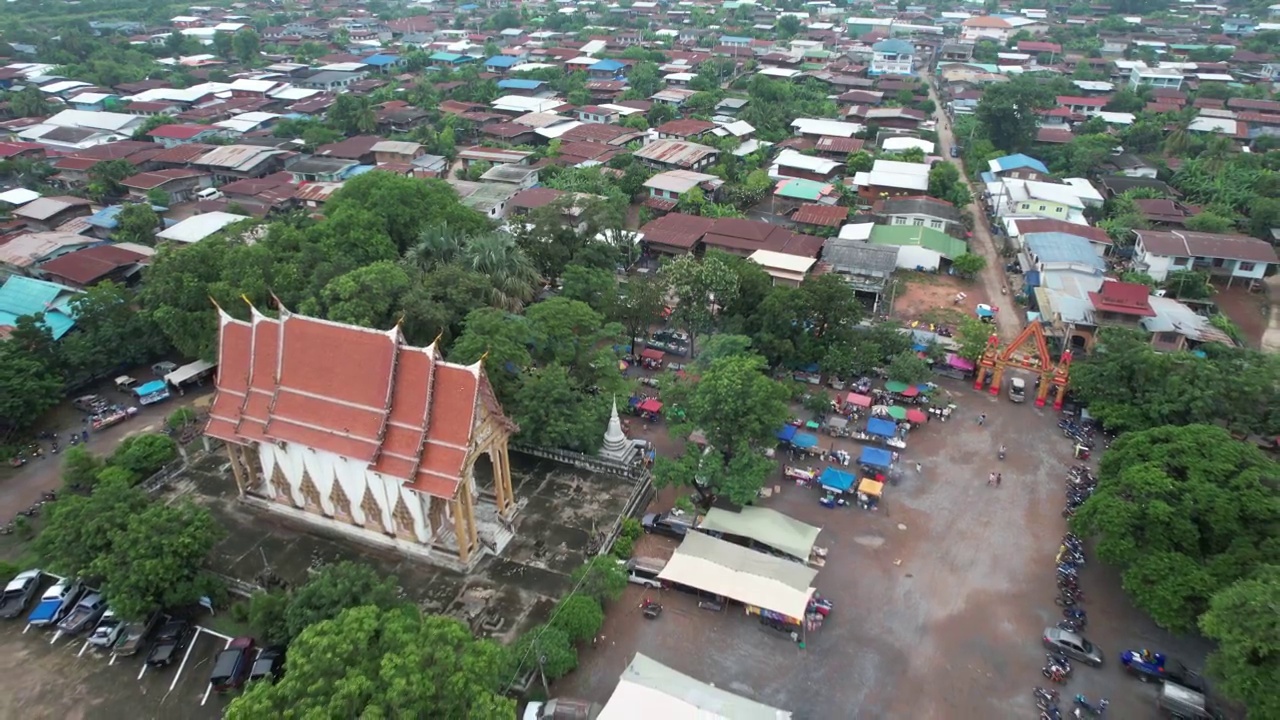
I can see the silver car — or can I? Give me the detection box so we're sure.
[1043,627,1104,667]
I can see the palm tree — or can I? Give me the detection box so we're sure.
[404,223,465,272]
[1199,135,1237,175]
[461,232,540,312]
[1162,110,1196,157]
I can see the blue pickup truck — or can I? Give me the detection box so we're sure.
[27,577,84,627]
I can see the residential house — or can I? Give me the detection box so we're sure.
[854,160,931,202]
[147,124,222,148]
[155,211,249,244]
[479,164,540,190]
[985,153,1051,182]
[873,196,966,238]
[35,244,150,290]
[1007,218,1111,256]
[869,225,967,271]
[990,179,1088,223]
[121,169,213,203]
[447,179,521,220]
[869,39,915,76]
[575,106,620,124]
[642,170,724,212]
[192,145,292,182]
[1130,66,1183,90]
[496,78,548,96]
[1056,96,1108,114]
[700,218,826,259]
[960,16,1015,43]
[637,212,717,256]
[1133,199,1198,228]
[0,232,97,280]
[650,88,697,107]
[0,275,80,339]
[1132,229,1278,285]
[656,119,716,141]
[68,92,120,112]
[484,55,523,73]
[288,156,358,183]
[12,196,93,231]
[791,118,863,139]
[747,249,818,287]
[814,136,865,160]
[458,146,534,169]
[1087,279,1156,337]
[791,204,850,232]
[634,139,719,172]
[822,237,900,303]
[587,59,627,80]
[774,149,843,182]
[294,70,367,91]
[371,141,425,164]
[315,136,383,164]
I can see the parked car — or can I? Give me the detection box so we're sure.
[58,592,108,635]
[27,577,84,627]
[1042,627,1104,667]
[949,145,959,158]
[248,646,286,684]
[1158,682,1221,719]
[146,619,195,667]
[210,636,257,692]
[88,609,125,648]
[0,568,43,619]
[622,557,666,589]
[641,512,695,539]
[113,611,162,657]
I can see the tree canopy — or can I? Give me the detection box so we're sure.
[1070,424,1280,632]
[227,605,514,719]
[1199,565,1280,718]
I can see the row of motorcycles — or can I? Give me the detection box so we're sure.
[1036,519,1108,718]
[1061,465,1097,519]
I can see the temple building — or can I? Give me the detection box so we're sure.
[205,304,518,570]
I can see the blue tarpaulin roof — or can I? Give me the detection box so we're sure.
[776,425,798,442]
[135,380,167,395]
[589,59,625,72]
[859,447,893,469]
[792,432,818,449]
[485,55,521,68]
[818,467,855,492]
[866,417,897,438]
[497,78,544,90]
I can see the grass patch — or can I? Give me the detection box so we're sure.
[202,603,254,639]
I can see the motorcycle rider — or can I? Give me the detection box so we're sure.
[998,444,1007,460]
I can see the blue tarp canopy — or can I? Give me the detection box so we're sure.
[859,446,893,469]
[865,417,897,438]
[792,432,818,449]
[818,467,855,492]
[776,425,798,442]
[135,380,167,396]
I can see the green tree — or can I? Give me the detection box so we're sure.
[60,446,104,491]
[570,555,628,603]
[308,261,411,329]
[113,202,160,245]
[975,78,1053,152]
[512,364,608,451]
[232,28,261,65]
[227,606,514,719]
[449,308,533,403]
[511,623,577,679]
[613,274,667,355]
[109,433,178,478]
[927,161,971,207]
[559,265,617,315]
[86,159,136,202]
[1163,269,1213,300]
[1070,425,1280,632]
[550,594,605,644]
[281,561,403,645]
[1184,211,1236,234]
[327,93,377,135]
[1199,565,1280,718]
[9,85,50,117]
[58,281,169,383]
[0,342,63,436]
[951,252,987,278]
[886,350,932,384]
[661,251,741,356]
[327,172,491,252]
[146,188,170,207]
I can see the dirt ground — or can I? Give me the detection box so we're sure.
[1212,283,1269,349]
[556,377,1213,719]
[891,272,993,330]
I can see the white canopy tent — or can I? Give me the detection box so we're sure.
[165,359,217,387]
[697,506,820,561]
[599,653,792,720]
[657,532,816,619]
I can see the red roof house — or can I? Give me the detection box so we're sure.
[1088,280,1155,318]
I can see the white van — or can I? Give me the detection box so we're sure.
[623,557,666,589]
[1008,377,1026,403]
[195,187,223,201]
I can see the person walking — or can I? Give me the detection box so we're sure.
[978,413,987,426]
[995,473,1002,487]
[988,472,996,486]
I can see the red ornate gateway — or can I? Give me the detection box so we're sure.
[972,322,1072,409]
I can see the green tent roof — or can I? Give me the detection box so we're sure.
[869,225,968,259]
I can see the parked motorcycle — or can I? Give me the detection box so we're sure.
[1033,687,1060,703]
[1073,695,1109,717]
[1057,618,1085,632]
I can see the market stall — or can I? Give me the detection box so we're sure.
[163,359,216,393]
[699,506,822,562]
[859,446,894,471]
[825,416,849,437]
[639,348,665,370]
[935,353,975,380]
[856,478,884,510]
[817,466,855,494]
[905,409,928,425]
[657,532,821,634]
[791,432,819,453]
[843,392,872,412]
[776,425,799,443]
[599,653,795,720]
[637,398,663,419]
[865,417,897,439]
[784,465,817,485]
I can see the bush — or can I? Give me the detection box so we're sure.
[611,535,634,559]
[166,407,197,429]
[620,517,642,542]
[550,595,604,644]
[110,433,178,477]
[0,561,19,583]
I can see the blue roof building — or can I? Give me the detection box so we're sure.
[429,52,474,66]
[362,54,402,73]
[484,55,522,71]
[0,275,79,339]
[497,78,546,91]
[1024,232,1106,272]
[988,153,1049,175]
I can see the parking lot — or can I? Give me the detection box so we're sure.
[0,574,244,719]
[557,377,1215,718]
